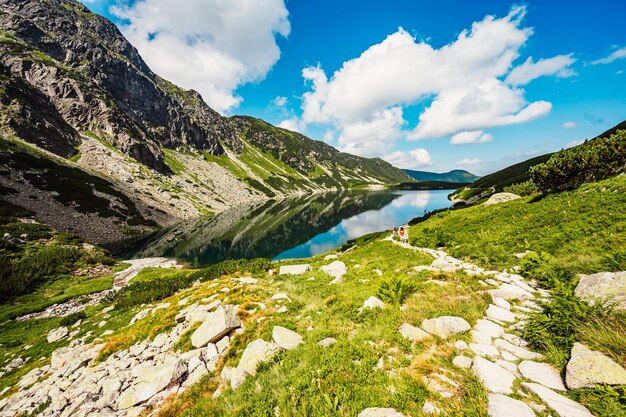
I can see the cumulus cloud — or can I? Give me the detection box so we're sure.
[293,5,571,154]
[456,158,483,165]
[591,47,626,65]
[112,0,290,113]
[450,130,493,145]
[505,55,576,85]
[563,121,577,128]
[271,96,288,107]
[278,117,304,133]
[383,148,432,169]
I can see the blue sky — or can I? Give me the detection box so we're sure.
[81,0,626,175]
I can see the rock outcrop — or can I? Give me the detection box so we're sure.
[574,271,626,310]
[565,343,626,389]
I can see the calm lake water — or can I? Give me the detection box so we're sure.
[125,189,452,266]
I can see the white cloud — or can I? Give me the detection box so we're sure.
[505,55,575,85]
[456,158,483,165]
[295,5,567,153]
[322,130,335,143]
[271,96,288,107]
[591,47,626,65]
[383,148,432,169]
[112,0,290,113]
[563,121,577,128]
[565,140,583,148]
[278,117,304,133]
[450,130,493,145]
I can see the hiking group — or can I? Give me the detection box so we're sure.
[392,224,410,243]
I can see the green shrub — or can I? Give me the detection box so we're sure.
[59,310,86,326]
[503,179,539,196]
[376,276,416,305]
[531,130,626,192]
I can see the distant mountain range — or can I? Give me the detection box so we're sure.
[404,169,480,183]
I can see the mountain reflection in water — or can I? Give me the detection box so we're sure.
[125,190,452,266]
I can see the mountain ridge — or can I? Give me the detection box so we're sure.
[404,169,479,183]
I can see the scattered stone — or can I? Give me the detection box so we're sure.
[483,192,521,206]
[422,401,441,415]
[359,296,385,312]
[565,342,626,389]
[237,339,281,375]
[118,356,186,409]
[522,382,594,417]
[488,394,535,417]
[519,360,565,391]
[574,271,626,310]
[276,306,289,313]
[272,326,303,350]
[471,330,492,344]
[494,339,544,361]
[47,326,69,343]
[318,337,337,347]
[502,333,528,347]
[271,293,292,302]
[501,351,517,361]
[472,357,516,394]
[229,367,250,390]
[492,297,511,310]
[453,355,473,369]
[358,408,405,417]
[474,319,505,338]
[421,316,470,339]
[235,277,258,285]
[496,360,517,374]
[486,305,516,323]
[324,254,338,260]
[191,305,241,348]
[470,343,500,359]
[279,264,312,275]
[398,323,431,343]
[489,284,533,301]
[455,340,469,351]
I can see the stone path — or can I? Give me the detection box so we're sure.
[16,258,182,321]
[386,237,597,417]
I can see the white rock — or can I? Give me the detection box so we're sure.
[321,261,347,279]
[522,382,594,417]
[474,319,505,338]
[493,297,511,310]
[519,360,565,391]
[279,264,312,275]
[47,327,69,343]
[496,360,518,374]
[483,192,521,206]
[486,305,516,323]
[422,400,441,414]
[421,316,471,339]
[471,330,493,345]
[455,340,469,351]
[191,305,241,348]
[272,326,303,350]
[493,339,544,361]
[276,306,289,313]
[229,367,249,390]
[318,337,337,347]
[398,323,431,343]
[565,342,626,389]
[360,296,385,312]
[575,271,626,310]
[472,357,516,394]
[453,355,473,369]
[470,343,500,359]
[237,339,281,375]
[358,408,405,417]
[324,254,338,260]
[235,277,258,285]
[271,293,292,302]
[489,284,533,301]
[501,351,517,361]
[488,394,535,417]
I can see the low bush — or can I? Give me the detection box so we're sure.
[530,129,626,192]
[376,276,417,305]
[503,179,539,196]
[59,310,86,326]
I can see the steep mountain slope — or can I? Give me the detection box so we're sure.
[404,169,479,183]
[0,0,411,244]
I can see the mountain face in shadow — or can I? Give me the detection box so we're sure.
[125,191,401,266]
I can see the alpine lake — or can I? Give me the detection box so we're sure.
[124,189,453,266]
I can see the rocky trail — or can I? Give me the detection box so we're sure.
[1,238,624,417]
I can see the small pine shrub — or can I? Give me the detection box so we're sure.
[59,310,86,326]
[503,179,539,196]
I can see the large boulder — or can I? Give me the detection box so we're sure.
[237,339,281,375]
[574,271,626,310]
[483,193,521,207]
[118,356,186,409]
[488,394,535,417]
[279,264,312,275]
[472,357,516,395]
[191,305,241,348]
[272,326,303,350]
[565,343,626,389]
[421,316,470,339]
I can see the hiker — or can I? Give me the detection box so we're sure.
[392,225,397,236]
[398,226,405,242]
[402,226,410,243]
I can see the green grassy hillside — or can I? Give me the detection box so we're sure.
[405,169,479,183]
